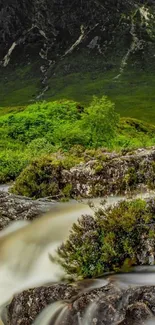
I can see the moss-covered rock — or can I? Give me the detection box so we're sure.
[58,198,155,279]
[11,147,155,199]
[62,147,155,197]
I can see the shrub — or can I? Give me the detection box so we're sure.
[121,167,138,191]
[81,96,120,148]
[11,156,65,198]
[26,138,56,157]
[147,161,155,189]
[58,198,155,278]
[0,150,29,183]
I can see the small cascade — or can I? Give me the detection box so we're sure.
[32,298,99,325]
[32,278,109,325]
[33,301,68,325]
[81,300,98,325]
[110,265,155,288]
[1,194,155,323]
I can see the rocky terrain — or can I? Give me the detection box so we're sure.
[1,1,155,323]
[0,0,155,109]
[62,147,155,198]
[0,191,56,230]
[0,189,155,324]
[12,147,155,198]
[6,282,155,324]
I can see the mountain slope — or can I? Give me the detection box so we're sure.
[0,0,155,122]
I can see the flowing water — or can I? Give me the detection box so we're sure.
[0,187,155,324]
[0,184,10,192]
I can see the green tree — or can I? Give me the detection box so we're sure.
[81,96,119,148]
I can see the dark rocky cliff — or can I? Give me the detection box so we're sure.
[0,0,155,110]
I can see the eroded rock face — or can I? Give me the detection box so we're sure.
[62,147,155,197]
[6,283,155,325]
[0,0,155,100]
[1,0,154,60]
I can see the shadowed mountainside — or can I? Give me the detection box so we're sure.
[0,0,155,122]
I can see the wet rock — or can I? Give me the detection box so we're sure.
[7,283,155,325]
[0,191,55,230]
[7,284,78,325]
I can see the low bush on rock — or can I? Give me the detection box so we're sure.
[58,198,155,278]
[11,156,73,199]
[11,147,155,198]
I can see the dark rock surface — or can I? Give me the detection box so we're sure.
[7,283,155,325]
[0,0,155,101]
[1,0,154,62]
[1,180,155,324]
[0,191,56,230]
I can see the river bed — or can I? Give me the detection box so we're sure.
[0,183,155,221]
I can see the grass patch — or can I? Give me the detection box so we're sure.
[46,70,155,124]
[0,62,41,107]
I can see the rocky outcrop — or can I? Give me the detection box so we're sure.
[6,282,155,325]
[1,187,155,324]
[10,147,155,199]
[0,0,155,100]
[1,0,155,63]
[0,191,55,230]
[62,147,155,197]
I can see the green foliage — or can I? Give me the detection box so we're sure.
[61,184,73,199]
[0,97,118,148]
[58,199,155,278]
[0,98,155,184]
[122,167,138,191]
[11,156,63,198]
[0,150,28,183]
[81,96,119,148]
[0,100,83,146]
[147,161,155,189]
[11,155,77,199]
[26,138,56,157]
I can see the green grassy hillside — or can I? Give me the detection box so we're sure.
[0,59,155,124]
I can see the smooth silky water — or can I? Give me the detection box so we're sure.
[0,189,155,324]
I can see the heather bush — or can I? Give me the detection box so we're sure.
[58,199,155,278]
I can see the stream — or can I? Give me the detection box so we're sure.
[0,185,155,325]
[0,183,155,215]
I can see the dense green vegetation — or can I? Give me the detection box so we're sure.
[58,198,155,278]
[11,155,80,199]
[0,97,155,184]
